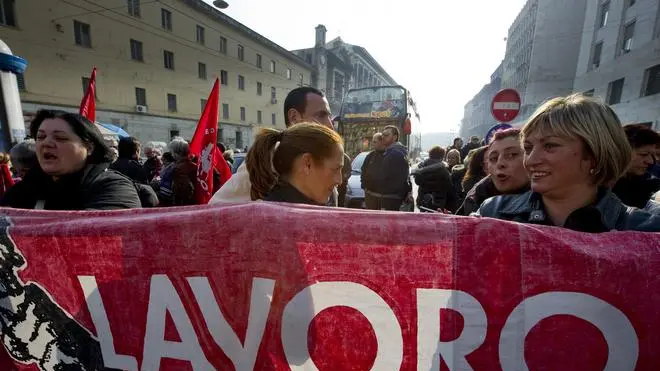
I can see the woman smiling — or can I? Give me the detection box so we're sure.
[476,94,660,232]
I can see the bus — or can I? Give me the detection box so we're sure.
[337,85,420,158]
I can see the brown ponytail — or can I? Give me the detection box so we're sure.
[246,128,282,200]
[247,123,343,200]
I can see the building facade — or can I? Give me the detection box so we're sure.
[573,0,660,128]
[460,63,503,140]
[3,0,312,148]
[292,25,397,117]
[501,0,589,126]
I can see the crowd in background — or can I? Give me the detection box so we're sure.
[1,88,660,233]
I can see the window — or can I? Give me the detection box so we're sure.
[257,110,262,124]
[272,113,277,125]
[135,87,147,106]
[198,62,207,79]
[127,0,140,17]
[222,103,229,119]
[218,128,224,141]
[643,64,660,96]
[599,2,610,28]
[170,129,180,140]
[334,72,345,99]
[238,45,244,61]
[257,82,262,96]
[271,87,276,101]
[238,75,245,90]
[256,54,262,69]
[236,131,243,149]
[130,39,143,61]
[298,73,304,87]
[240,107,246,121]
[220,70,228,85]
[161,9,172,30]
[163,50,174,70]
[196,25,205,45]
[74,21,91,48]
[306,54,312,64]
[270,60,276,73]
[607,78,624,104]
[201,99,207,113]
[0,0,16,26]
[287,68,292,80]
[219,36,227,54]
[629,0,636,7]
[167,93,177,112]
[16,73,25,91]
[583,89,595,97]
[622,21,635,53]
[592,42,603,69]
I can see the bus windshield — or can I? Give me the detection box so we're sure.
[341,86,407,120]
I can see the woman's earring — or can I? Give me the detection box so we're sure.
[589,168,595,175]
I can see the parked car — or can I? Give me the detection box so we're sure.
[344,151,370,208]
[231,152,246,174]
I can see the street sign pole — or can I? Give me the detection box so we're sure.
[491,89,521,124]
[0,39,27,153]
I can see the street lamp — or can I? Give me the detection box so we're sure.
[213,0,229,9]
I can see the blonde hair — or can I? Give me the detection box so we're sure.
[521,94,631,186]
[246,122,343,200]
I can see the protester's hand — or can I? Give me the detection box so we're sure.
[437,209,452,214]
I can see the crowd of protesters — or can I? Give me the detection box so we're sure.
[2,88,660,232]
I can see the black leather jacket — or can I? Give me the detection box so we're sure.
[475,189,660,233]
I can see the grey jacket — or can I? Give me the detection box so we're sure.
[475,189,660,233]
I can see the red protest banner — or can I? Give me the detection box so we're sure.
[79,67,97,123]
[0,203,659,370]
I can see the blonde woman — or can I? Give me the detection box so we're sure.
[476,94,660,232]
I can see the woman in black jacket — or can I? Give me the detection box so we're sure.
[2,110,141,210]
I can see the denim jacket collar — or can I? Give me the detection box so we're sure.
[499,188,627,230]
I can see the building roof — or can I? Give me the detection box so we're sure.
[183,0,313,70]
[326,37,397,85]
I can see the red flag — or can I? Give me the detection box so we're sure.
[79,67,97,123]
[190,78,220,204]
[214,146,232,188]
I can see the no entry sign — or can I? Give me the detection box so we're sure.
[491,89,521,123]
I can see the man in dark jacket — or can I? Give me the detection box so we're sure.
[375,126,410,211]
[461,136,481,161]
[110,137,149,184]
[361,133,385,209]
[413,146,458,212]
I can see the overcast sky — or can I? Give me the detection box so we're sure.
[205,0,527,133]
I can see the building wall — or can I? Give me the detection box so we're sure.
[573,0,660,129]
[502,0,588,126]
[293,30,397,118]
[460,63,503,140]
[5,0,311,147]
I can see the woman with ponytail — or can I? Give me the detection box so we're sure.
[246,123,345,205]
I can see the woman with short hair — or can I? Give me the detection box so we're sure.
[612,124,660,208]
[247,123,344,205]
[476,94,660,232]
[458,128,529,215]
[1,110,141,210]
[159,138,198,206]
